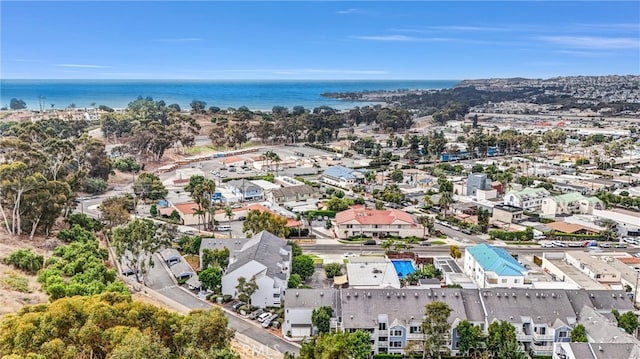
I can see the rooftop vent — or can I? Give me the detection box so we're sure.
[347,292,350,297]
[350,315,354,319]
[414,292,418,297]
[387,292,390,298]
[320,292,324,297]
[367,292,371,297]
[497,292,501,297]
[552,293,556,298]
[455,292,459,297]
[526,293,530,297]
[354,292,358,297]
[512,292,516,297]
[396,292,400,297]
[402,292,405,297]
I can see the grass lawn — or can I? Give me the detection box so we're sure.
[505,241,539,246]
[182,145,217,155]
[184,254,200,271]
[430,240,446,245]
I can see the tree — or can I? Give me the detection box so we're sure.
[100,195,134,228]
[235,276,258,305]
[108,329,172,359]
[110,219,172,283]
[201,248,230,270]
[292,255,315,280]
[9,98,27,110]
[422,301,452,359]
[496,339,526,359]
[390,169,404,183]
[199,267,222,292]
[417,216,434,238]
[477,208,490,233]
[613,309,639,334]
[487,320,517,356]
[311,306,333,334]
[190,100,207,114]
[299,331,371,359]
[224,206,234,238]
[449,245,462,259]
[242,210,290,238]
[176,308,235,353]
[456,320,483,356]
[570,324,587,342]
[324,263,342,278]
[288,273,302,288]
[133,172,168,200]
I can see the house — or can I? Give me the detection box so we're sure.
[467,173,491,197]
[345,257,401,289]
[491,204,524,226]
[333,206,423,239]
[464,244,528,288]
[541,192,604,217]
[321,165,365,189]
[226,179,264,201]
[171,202,201,226]
[283,288,337,339]
[218,231,292,308]
[503,187,550,211]
[266,185,319,204]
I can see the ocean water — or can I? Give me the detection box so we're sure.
[0,79,458,111]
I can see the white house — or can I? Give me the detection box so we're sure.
[321,165,365,189]
[541,192,604,217]
[503,187,550,212]
[219,231,291,308]
[464,244,528,288]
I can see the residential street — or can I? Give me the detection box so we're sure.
[145,254,300,356]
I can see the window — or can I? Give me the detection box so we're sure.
[514,279,519,284]
[390,341,403,348]
[346,224,353,229]
[374,225,379,229]
[397,225,402,229]
[392,329,402,336]
[502,279,507,283]
[378,337,388,342]
[273,293,280,298]
[409,326,421,334]
[596,274,602,279]
[558,331,567,338]
[379,323,387,330]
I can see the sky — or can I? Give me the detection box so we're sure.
[1,1,639,80]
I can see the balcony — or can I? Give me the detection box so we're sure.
[516,331,531,341]
[532,332,555,341]
[406,333,424,341]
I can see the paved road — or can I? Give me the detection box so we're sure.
[146,255,300,356]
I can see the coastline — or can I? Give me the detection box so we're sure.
[0,79,458,111]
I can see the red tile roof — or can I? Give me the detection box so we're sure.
[617,257,640,265]
[173,202,200,215]
[335,207,416,226]
[222,156,244,164]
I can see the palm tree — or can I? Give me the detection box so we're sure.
[224,206,234,238]
[271,153,282,177]
[417,216,434,238]
[438,192,453,216]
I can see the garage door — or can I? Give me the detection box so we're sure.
[291,325,312,338]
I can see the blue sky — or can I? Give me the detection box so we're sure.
[2,1,639,79]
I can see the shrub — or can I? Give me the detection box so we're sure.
[85,177,108,194]
[3,249,44,274]
[112,157,141,172]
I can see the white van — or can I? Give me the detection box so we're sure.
[217,224,231,232]
[257,312,271,323]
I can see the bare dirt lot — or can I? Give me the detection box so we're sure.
[0,234,50,319]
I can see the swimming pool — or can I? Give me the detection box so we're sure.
[391,260,416,279]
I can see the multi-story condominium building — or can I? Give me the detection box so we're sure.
[333,206,423,239]
[283,288,634,357]
[503,187,550,211]
[541,192,604,217]
[464,244,528,288]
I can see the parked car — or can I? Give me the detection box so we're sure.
[363,239,377,245]
[541,242,554,248]
[599,243,611,248]
[343,252,357,257]
[248,309,264,320]
[262,314,278,328]
[231,301,245,311]
[257,312,272,323]
[615,243,628,249]
[217,224,231,232]
[420,241,431,246]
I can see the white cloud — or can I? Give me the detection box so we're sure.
[57,64,112,69]
[537,36,639,49]
[337,8,359,15]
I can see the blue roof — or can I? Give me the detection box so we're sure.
[467,244,526,276]
[323,165,359,179]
